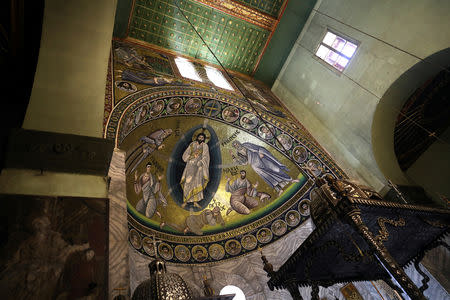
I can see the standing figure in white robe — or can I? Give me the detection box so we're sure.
[180,132,210,208]
[134,162,167,226]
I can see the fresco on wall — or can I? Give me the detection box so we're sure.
[0,195,107,299]
[104,39,346,264]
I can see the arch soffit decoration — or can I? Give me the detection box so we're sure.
[371,48,450,185]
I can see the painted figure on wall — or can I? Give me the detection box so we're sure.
[225,170,270,215]
[114,42,173,75]
[231,141,299,195]
[134,162,167,226]
[115,45,152,70]
[180,131,210,208]
[127,128,172,174]
[122,69,188,87]
[182,206,225,235]
[0,215,92,299]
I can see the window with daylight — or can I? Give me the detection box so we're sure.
[315,30,358,72]
[220,285,246,300]
[175,57,202,82]
[205,66,234,90]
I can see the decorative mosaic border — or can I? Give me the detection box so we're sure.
[128,185,313,264]
[105,86,346,178]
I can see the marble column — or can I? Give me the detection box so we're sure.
[108,148,130,299]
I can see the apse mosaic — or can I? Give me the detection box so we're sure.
[104,40,346,264]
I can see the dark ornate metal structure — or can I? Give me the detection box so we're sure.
[263,175,450,300]
[132,259,193,300]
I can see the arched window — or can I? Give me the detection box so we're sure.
[205,66,233,90]
[219,285,246,300]
[174,57,202,82]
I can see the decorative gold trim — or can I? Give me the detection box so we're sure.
[348,197,450,214]
[192,0,277,30]
[375,217,405,243]
[422,219,448,229]
[128,179,314,244]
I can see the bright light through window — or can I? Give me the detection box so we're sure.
[220,285,246,300]
[315,30,358,72]
[205,66,233,90]
[175,57,202,82]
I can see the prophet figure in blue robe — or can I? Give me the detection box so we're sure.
[231,141,299,195]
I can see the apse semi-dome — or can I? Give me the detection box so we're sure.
[105,40,345,264]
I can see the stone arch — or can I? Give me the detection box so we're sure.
[371,48,450,187]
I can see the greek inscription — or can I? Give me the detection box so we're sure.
[149,156,164,173]
[223,166,239,176]
[221,129,240,147]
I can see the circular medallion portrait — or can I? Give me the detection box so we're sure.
[258,123,275,140]
[134,104,149,125]
[150,99,165,117]
[204,100,221,117]
[271,219,287,236]
[129,229,142,249]
[192,245,208,262]
[222,106,240,123]
[115,80,137,92]
[185,97,202,113]
[285,210,301,227]
[306,159,322,177]
[121,113,135,136]
[298,199,311,216]
[225,240,242,256]
[275,134,293,151]
[142,237,156,256]
[292,146,308,163]
[158,243,174,260]
[256,228,273,244]
[208,244,225,260]
[174,245,191,262]
[241,234,257,250]
[240,113,258,130]
[167,97,183,114]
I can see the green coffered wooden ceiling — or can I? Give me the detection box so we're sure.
[130,0,272,74]
[231,0,285,17]
[113,0,316,84]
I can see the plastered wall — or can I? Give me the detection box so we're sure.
[0,0,117,198]
[272,0,450,192]
[23,0,117,138]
